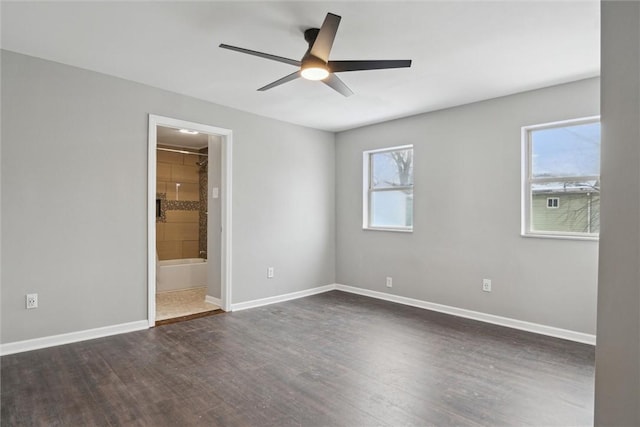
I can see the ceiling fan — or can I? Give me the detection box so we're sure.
[219,12,412,97]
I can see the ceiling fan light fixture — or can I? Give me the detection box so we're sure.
[301,66,329,81]
[219,12,412,96]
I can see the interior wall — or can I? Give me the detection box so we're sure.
[335,78,600,335]
[594,2,640,424]
[207,136,222,299]
[0,50,336,344]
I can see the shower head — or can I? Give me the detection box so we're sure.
[196,159,208,167]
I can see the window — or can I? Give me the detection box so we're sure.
[522,117,600,239]
[363,145,413,231]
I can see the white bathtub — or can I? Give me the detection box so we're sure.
[157,258,208,292]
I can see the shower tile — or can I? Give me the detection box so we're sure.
[157,241,182,260]
[157,163,171,181]
[156,181,167,194]
[164,223,199,241]
[171,165,199,183]
[182,241,199,258]
[165,210,199,223]
[156,223,165,240]
[157,150,184,164]
[166,182,199,201]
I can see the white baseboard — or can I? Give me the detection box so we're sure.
[231,284,337,312]
[0,320,149,356]
[335,284,596,345]
[1,284,595,356]
[205,295,222,306]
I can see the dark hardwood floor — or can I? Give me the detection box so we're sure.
[155,308,225,327]
[1,290,594,426]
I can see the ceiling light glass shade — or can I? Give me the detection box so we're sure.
[179,129,199,135]
[301,67,329,81]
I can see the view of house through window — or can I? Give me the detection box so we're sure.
[523,118,601,238]
[363,145,413,231]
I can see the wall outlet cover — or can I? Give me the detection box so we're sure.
[26,293,38,309]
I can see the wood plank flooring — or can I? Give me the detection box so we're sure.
[154,308,225,326]
[1,290,594,426]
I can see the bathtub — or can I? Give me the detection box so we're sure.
[157,258,208,292]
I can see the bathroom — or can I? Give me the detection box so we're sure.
[155,125,222,324]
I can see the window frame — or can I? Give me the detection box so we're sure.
[521,116,600,241]
[362,144,414,232]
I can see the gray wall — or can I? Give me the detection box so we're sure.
[207,136,222,299]
[336,78,599,335]
[1,51,336,343]
[595,2,640,425]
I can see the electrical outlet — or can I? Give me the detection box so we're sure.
[482,279,492,292]
[386,277,393,288]
[26,293,38,309]
[267,267,274,279]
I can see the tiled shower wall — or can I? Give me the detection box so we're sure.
[156,147,203,260]
[199,147,208,259]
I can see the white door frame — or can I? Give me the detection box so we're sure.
[147,114,233,326]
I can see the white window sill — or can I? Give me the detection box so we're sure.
[521,232,599,242]
[363,227,413,233]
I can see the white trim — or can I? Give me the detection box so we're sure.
[523,115,600,131]
[0,321,148,356]
[363,227,413,233]
[232,284,595,344]
[221,133,233,312]
[231,284,336,312]
[362,152,368,228]
[521,232,599,242]
[148,114,233,320]
[521,124,529,236]
[205,295,222,306]
[364,144,414,155]
[335,284,596,345]
[0,285,596,355]
[147,120,157,326]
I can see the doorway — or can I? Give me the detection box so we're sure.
[147,115,233,326]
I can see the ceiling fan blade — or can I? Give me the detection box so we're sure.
[310,13,341,62]
[322,73,354,97]
[219,44,301,67]
[257,71,301,91]
[328,60,412,73]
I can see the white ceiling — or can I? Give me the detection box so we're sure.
[0,1,600,132]
[157,126,210,150]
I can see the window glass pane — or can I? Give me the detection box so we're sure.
[531,182,599,233]
[531,122,600,178]
[370,190,413,228]
[371,149,413,189]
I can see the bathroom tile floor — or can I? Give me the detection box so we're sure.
[156,286,222,324]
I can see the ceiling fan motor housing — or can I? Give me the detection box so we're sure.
[304,28,320,46]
